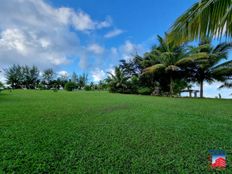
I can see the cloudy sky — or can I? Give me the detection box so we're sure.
[0,0,231,98]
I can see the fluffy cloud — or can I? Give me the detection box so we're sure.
[111,40,144,60]
[104,29,124,38]
[91,68,106,82]
[87,44,105,55]
[57,71,69,78]
[0,0,111,69]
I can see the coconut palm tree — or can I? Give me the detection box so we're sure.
[177,39,232,97]
[106,67,129,93]
[143,35,186,95]
[169,0,232,44]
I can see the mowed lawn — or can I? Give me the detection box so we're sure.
[0,90,232,173]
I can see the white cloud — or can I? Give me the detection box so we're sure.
[87,44,104,54]
[104,29,124,38]
[119,40,143,60]
[91,68,106,82]
[58,70,69,78]
[0,0,111,69]
[71,11,96,31]
[96,16,112,29]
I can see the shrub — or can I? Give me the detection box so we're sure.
[64,82,77,91]
[138,87,153,95]
[84,85,92,91]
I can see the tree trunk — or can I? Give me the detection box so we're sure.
[200,80,204,98]
[170,76,174,96]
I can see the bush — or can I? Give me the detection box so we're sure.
[138,87,153,95]
[84,85,92,91]
[64,82,77,91]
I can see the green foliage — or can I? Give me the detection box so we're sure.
[137,87,153,95]
[42,68,55,89]
[84,85,91,91]
[64,82,77,91]
[142,35,186,95]
[106,67,130,93]
[77,73,88,89]
[0,81,4,92]
[5,65,40,89]
[179,40,232,97]
[107,36,232,97]
[169,0,232,44]
[1,90,232,173]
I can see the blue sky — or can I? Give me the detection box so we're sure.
[0,0,231,98]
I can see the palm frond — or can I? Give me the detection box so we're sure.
[168,0,232,44]
[212,60,232,69]
[143,64,166,74]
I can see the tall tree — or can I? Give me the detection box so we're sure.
[177,39,232,97]
[78,73,88,89]
[5,64,23,89]
[42,68,55,89]
[22,65,39,89]
[169,0,232,44]
[106,67,129,93]
[143,35,186,95]
[71,72,78,83]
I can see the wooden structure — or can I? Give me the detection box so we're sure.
[181,89,199,98]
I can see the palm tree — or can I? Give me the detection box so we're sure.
[177,39,232,97]
[143,35,186,95]
[106,67,129,93]
[169,0,232,44]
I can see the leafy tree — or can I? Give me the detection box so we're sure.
[71,72,78,83]
[22,65,39,89]
[143,35,187,95]
[65,82,77,91]
[0,81,4,92]
[97,80,108,90]
[42,68,55,89]
[169,0,232,44]
[78,73,88,89]
[5,64,23,89]
[106,67,129,93]
[56,78,68,89]
[177,39,232,97]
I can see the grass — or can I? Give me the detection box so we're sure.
[0,90,232,173]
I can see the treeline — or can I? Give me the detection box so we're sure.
[3,64,107,91]
[106,36,232,97]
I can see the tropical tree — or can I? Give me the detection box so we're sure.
[22,65,39,89]
[78,73,88,89]
[177,39,232,97]
[0,81,4,91]
[42,68,55,89]
[5,64,23,89]
[143,35,186,95]
[71,72,78,83]
[106,67,129,93]
[169,0,232,44]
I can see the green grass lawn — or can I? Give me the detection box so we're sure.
[0,90,232,173]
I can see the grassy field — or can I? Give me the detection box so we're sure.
[0,90,232,173]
